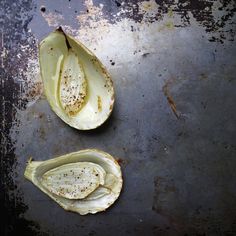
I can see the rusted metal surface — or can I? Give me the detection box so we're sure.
[1,0,236,235]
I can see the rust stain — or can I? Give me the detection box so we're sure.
[162,80,180,119]
[116,158,124,165]
[25,81,43,100]
[115,158,129,166]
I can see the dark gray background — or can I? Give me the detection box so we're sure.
[1,0,236,235]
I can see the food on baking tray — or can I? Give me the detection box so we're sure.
[24,149,123,215]
[39,27,114,130]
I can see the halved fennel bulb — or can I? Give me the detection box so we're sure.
[24,149,123,215]
[39,27,114,130]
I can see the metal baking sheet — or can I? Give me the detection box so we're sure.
[1,0,236,235]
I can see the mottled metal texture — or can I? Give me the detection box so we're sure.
[1,0,236,235]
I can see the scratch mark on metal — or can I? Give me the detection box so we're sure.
[1,30,5,68]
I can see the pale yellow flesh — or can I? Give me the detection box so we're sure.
[59,49,87,116]
[39,29,114,130]
[41,162,106,200]
[24,149,123,215]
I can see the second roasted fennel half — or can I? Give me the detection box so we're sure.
[39,28,114,130]
[24,149,123,215]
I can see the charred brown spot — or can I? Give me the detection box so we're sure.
[97,96,102,112]
[101,67,107,75]
[91,58,97,63]
[109,104,113,111]
[116,158,129,166]
[69,110,76,116]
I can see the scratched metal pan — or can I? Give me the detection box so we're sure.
[1,0,236,235]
